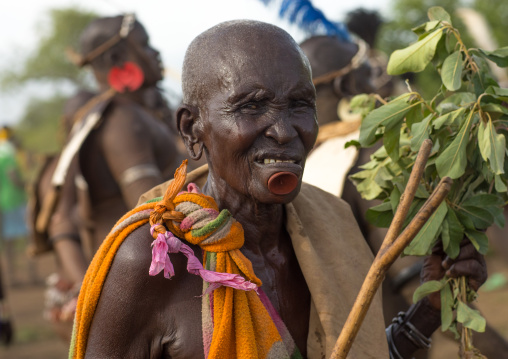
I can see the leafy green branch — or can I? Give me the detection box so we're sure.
[349,6,508,357]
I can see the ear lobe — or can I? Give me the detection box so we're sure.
[176,105,204,160]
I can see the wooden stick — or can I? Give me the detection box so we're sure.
[330,177,451,359]
[378,139,433,253]
[329,141,452,359]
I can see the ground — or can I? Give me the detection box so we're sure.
[0,251,68,359]
[0,241,507,359]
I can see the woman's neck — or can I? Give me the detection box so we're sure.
[202,171,285,251]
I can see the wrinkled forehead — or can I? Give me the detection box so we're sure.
[213,32,313,94]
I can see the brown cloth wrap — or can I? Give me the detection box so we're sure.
[138,165,389,359]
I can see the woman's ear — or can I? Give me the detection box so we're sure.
[176,104,204,160]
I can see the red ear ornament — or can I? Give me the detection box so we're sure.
[107,62,144,92]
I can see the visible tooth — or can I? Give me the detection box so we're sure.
[275,160,282,163]
[270,159,275,163]
[264,159,270,164]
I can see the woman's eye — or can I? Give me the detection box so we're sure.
[292,100,310,108]
[235,100,268,115]
[238,103,262,114]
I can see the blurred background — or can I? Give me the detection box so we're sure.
[0,0,506,358]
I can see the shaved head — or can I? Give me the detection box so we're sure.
[182,20,311,108]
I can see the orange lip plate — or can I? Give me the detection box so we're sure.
[267,172,298,195]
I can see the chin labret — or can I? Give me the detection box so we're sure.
[267,172,298,195]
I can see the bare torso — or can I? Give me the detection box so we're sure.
[79,96,184,250]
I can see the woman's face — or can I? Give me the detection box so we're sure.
[198,39,318,204]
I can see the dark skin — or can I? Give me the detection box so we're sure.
[86,22,315,358]
[75,18,185,250]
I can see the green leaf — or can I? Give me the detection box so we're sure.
[424,20,440,32]
[359,93,415,146]
[441,219,451,252]
[431,33,449,68]
[428,6,451,23]
[486,86,508,100]
[460,175,486,204]
[491,206,506,228]
[440,283,455,331]
[436,92,476,113]
[350,162,394,201]
[413,280,446,303]
[442,207,464,259]
[352,175,384,201]
[441,51,463,91]
[415,184,430,199]
[406,103,424,131]
[478,118,506,175]
[495,174,507,192]
[435,111,475,179]
[461,194,504,228]
[462,193,504,208]
[387,28,444,75]
[456,302,486,332]
[466,230,489,254]
[456,209,477,230]
[390,185,402,212]
[410,114,432,152]
[481,103,508,116]
[471,55,500,96]
[412,20,440,36]
[350,94,371,108]
[383,119,402,161]
[366,202,394,228]
[404,202,447,256]
[350,94,376,117]
[480,46,508,67]
[433,108,467,130]
[344,139,360,149]
[445,31,458,54]
[459,205,494,230]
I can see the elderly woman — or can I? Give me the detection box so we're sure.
[70,20,486,359]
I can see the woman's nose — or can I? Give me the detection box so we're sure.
[264,113,298,145]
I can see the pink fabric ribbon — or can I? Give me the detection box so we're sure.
[149,226,258,294]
